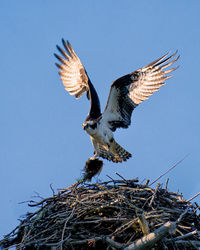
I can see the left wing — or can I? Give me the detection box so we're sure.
[54,39,101,119]
[101,51,179,132]
[54,39,90,99]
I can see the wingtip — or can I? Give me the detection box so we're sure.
[164,75,173,80]
[152,50,180,71]
[169,50,180,61]
[172,50,180,60]
[176,54,181,61]
[61,38,71,46]
[55,62,61,68]
[67,40,72,51]
[56,44,63,55]
[62,38,66,47]
[54,52,60,61]
[174,65,180,70]
[166,50,178,57]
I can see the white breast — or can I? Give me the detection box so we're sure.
[94,120,113,145]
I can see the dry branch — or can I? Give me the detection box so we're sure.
[124,221,176,250]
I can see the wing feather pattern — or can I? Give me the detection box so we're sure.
[102,52,179,132]
[55,39,101,119]
[54,39,89,99]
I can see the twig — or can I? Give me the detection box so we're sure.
[50,183,55,196]
[97,178,139,186]
[167,240,200,247]
[58,180,82,195]
[111,219,138,236]
[137,213,149,235]
[165,229,198,242]
[104,236,123,249]
[149,183,160,207]
[165,178,169,192]
[115,172,128,182]
[60,207,76,250]
[28,197,54,207]
[176,208,188,224]
[106,175,116,184]
[187,192,200,202]
[70,236,123,248]
[149,154,189,186]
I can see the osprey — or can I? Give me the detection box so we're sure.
[55,39,179,163]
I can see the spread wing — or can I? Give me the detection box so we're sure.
[101,51,179,132]
[54,39,101,119]
[54,39,89,99]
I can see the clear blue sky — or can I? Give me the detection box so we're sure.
[1,1,200,238]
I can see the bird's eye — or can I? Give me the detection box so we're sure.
[90,123,97,129]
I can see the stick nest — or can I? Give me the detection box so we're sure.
[1,178,200,249]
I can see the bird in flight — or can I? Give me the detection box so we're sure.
[55,39,179,163]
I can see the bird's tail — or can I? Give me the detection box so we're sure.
[93,137,132,163]
[110,140,132,163]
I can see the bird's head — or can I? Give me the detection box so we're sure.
[82,120,98,134]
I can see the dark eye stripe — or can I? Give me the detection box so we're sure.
[90,123,97,129]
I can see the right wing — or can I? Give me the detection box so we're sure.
[101,51,179,132]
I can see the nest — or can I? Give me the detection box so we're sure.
[1,177,200,250]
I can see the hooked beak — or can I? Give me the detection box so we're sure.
[82,123,88,130]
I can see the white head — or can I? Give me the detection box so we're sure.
[82,120,98,135]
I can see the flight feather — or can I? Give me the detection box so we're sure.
[54,39,89,99]
[101,51,179,132]
[55,39,101,119]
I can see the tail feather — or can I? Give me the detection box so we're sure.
[96,140,132,163]
[111,140,132,161]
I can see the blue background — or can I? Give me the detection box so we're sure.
[1,1,200,238]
